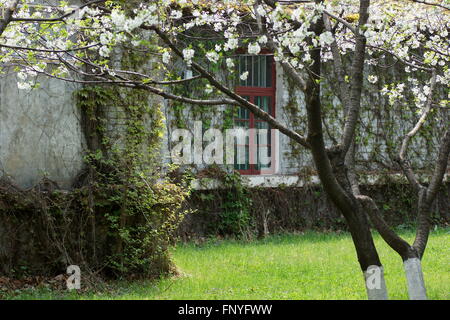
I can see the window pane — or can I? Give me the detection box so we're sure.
[255,96,272,116]
[254,56,260,87]
[234,120,250,144]
[256,122,271,170]
[256,121,271,145]
[255,96,272,170]
[238,55,272,88]
[246,56,253,86]
[234,144,250,170]
[234,95,250,170]
[266,57,272,87]
[239,56,246,86]
[235,96,250,120]
[260,56,266,87]
[239,107,249,120]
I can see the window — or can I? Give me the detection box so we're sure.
[234,54,276,174]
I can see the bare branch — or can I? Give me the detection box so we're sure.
[323,13,350,108]
[21,65,234,106]
[408,0,450,10]
[103,67,204,85]
[425,129,450,204]
[0,42,100,53]
[411,130,450,258]
[323,10,357,35]
[149,25,311,149]
[345,141,361,196]
[365,43,434,72]
[397,70,437,192]
[412,188,431,258]
[341,0,370,156]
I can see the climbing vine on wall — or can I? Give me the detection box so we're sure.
[72,46,192,277]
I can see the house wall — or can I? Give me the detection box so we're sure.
[0,62,447,189]
[160,62,315,176]
[0,71,85,189]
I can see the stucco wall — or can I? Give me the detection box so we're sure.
[0,61,446,189]
[0,71,85,189]
[159,62,315,175]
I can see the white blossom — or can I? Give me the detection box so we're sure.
[17,72,27,81]
[162,51,171,64]
[224,38,238,51]
[206,51,220,64]
[226,58,235,69]
[240,71,249,81]
[258,35,268,44]
[183,48,195,66]
[248,42,261,55]
[368,75,378,84]
[205,84,213,94]
[110,10,126,30]
[319,31,334,46]
[99,46,111,57]
[256,5,266,17]
[17,82,32,90]
[170,10,182,19]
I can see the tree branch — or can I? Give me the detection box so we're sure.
[0,42,100,53]
[426,129,450,204]
[412,130,450,258]
[323,10,357,35]
[408,0,450,10]
[9,0,106,23]
[356,194,416,260]
[397,70,437,192]
[21,65,234,106]
[149,25,311,149]
[323,13,350,108]
[341,0,370,156]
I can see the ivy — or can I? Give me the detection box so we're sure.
[72,46,192,277]
[218,171,253,237]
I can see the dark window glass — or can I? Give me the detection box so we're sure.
[239,55,272,87]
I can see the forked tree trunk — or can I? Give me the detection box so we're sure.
[305,86,388,299]
[356,194,432,300]
[303,11,387,299]
[403,257,427,300]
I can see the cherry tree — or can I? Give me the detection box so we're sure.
[0,0,448,299]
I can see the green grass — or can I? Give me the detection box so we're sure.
[5,228,449,300]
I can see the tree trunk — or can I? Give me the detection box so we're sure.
[300,3,388,300]
[303,30,385,300]
[404,257,427,300]
[364,265,389,300]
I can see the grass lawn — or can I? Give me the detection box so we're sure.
[5,228,449,300]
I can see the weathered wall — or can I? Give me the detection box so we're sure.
[160,62,314,175]
[0,71,84,189]
[160,61,448,177]
[0,61,447,189]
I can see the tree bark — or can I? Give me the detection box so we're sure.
[364,265,389,300]
[403,258,427,300]
[303,5,385,299]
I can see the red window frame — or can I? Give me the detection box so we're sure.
[234,50,276,175]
